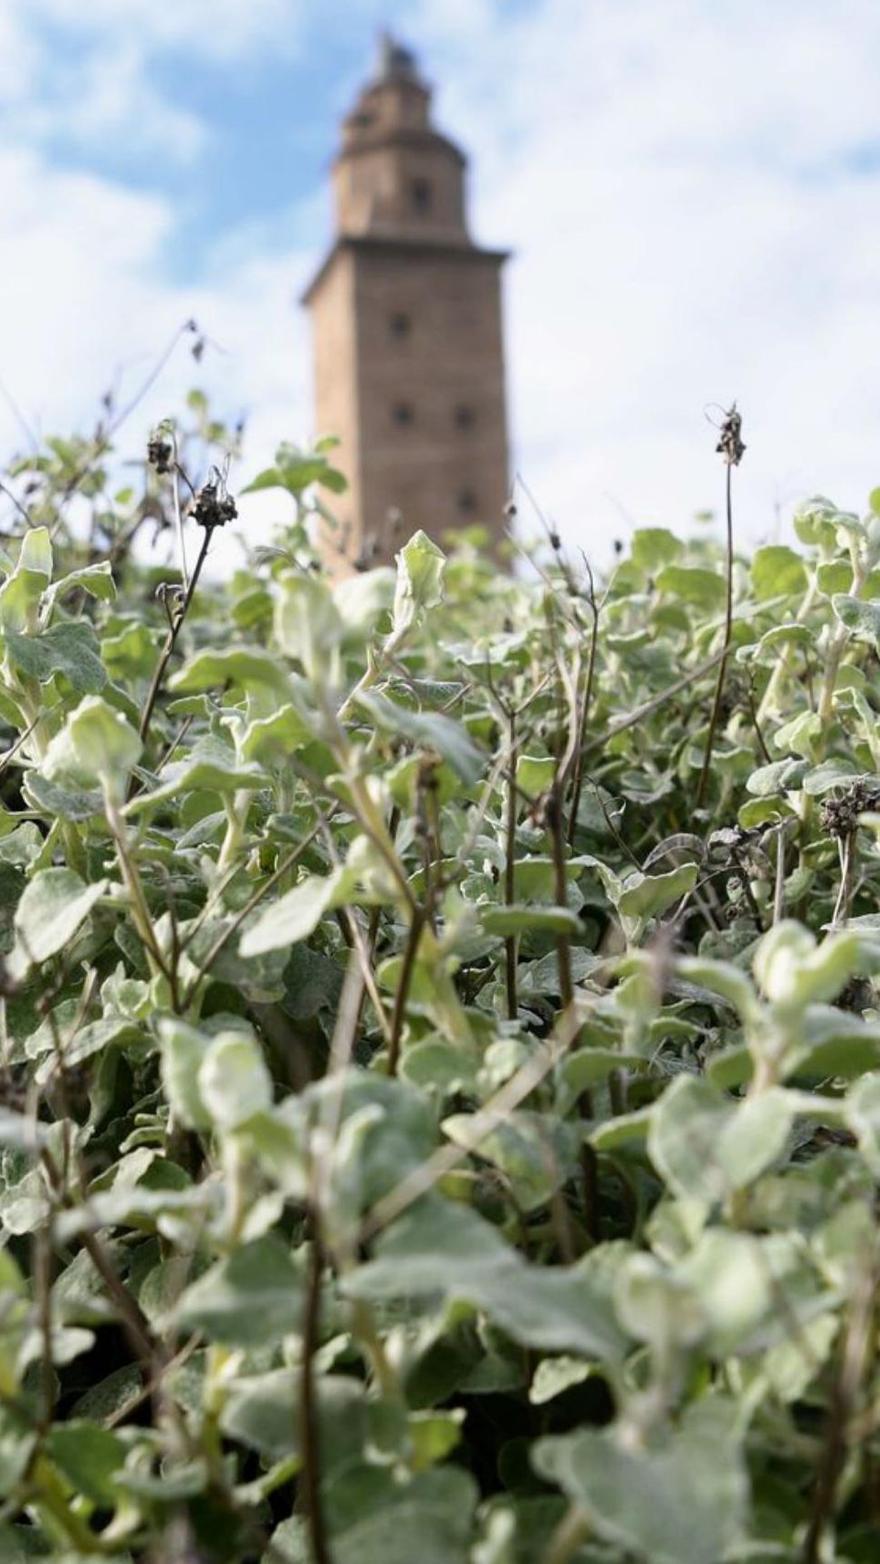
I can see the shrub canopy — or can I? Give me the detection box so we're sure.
[0,403,878,1561]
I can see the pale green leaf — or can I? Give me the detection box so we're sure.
[172,1237,303,1346]
[198,1031,273,1129]
[12,868,107,973]
[392,530,446,635]
[648,1077,793,1203]
[533,1398,747,1564]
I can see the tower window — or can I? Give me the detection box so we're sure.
[389,311,411,338]
[392,401,414,427]
[457,487,478,514]
[454,403,475,430]
[410,177,433,213]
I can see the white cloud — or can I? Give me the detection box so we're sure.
[3,0,880,571]
[0,140,316,575]
[19,41,207,162]
[20,0,303,60]
[0,0,308,163]
[0,7,40,105]
[404,0,880,555]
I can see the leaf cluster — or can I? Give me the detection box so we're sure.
[0,414,879,1562]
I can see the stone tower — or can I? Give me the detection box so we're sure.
[302,34,510,570]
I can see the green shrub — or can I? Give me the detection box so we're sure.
[0,402,878,1562]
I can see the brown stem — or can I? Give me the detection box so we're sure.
[547,788,573,1011]
[137,523,215,750]
[33,1220,54,1432]
[745,678,772,765]
[505,710,519,1021]
[582,648,726,760]
[300,1223,331,1564]
[567,574,600,845]
[387,909,425,1077]
[803,1271,875,1563]
[79,1229,160,1374]
[696,461,734,808]
[181,822,324,1009]
[579,1141,599,1246]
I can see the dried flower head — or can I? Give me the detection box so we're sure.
[147,433,173,474]
[716,402,746,466]
[191,478,237,531]
[820,779,880,840]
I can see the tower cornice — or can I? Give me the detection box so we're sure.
[300,233,511,308]
[333,127,466,169]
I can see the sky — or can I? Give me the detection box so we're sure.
[2,0,880,568]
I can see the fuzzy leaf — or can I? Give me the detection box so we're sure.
[533,1398,746,1564]
[12,868,106,973]
[173,1237,303,1345]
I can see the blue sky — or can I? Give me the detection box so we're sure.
[2,0,880,565]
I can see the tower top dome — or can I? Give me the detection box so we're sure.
[333,36,468,242]
[376,30,422,84]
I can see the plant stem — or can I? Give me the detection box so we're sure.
[300,1224,331,1564]
[104,793,172,988]
[773,825,787,925]
[803,1268,875,1563]
[582,648,726,760]
[831,832,856,928]
[138,523,215,749]
[181,823,323,1008]
[696,461,734,807]
[171,450,189,590]
[567,577,599,845]
[505,710,518,1021]
[815,546,867,739]
[542,1503,590,1564]
[387,909,425,1076]
[547,787,573,1011]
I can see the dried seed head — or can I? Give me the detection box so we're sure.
[838,976,875,1014]
[191,480,237,530]
[820,779,880,840]
[715,402,746,466]
[147,433,172,474]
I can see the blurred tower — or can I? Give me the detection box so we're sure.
[302,34,510,570]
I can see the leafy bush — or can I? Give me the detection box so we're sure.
[0,401,880,1563]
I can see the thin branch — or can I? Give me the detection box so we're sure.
[387,910,425,1077]
[505,708,519,1022]
[137,522,215,750]
[567,555,600,844]
[696,460,735,807]
[181,821,324,1009]
[582,648,726,759]
[300,1218,331,1564]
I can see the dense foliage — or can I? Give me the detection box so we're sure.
[0,397,880,1563]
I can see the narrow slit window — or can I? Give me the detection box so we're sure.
[457,487,478,514]
[389,312,411,339]
[411,177,432,213]
[392,402,414,427]
[454,403,475,430]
